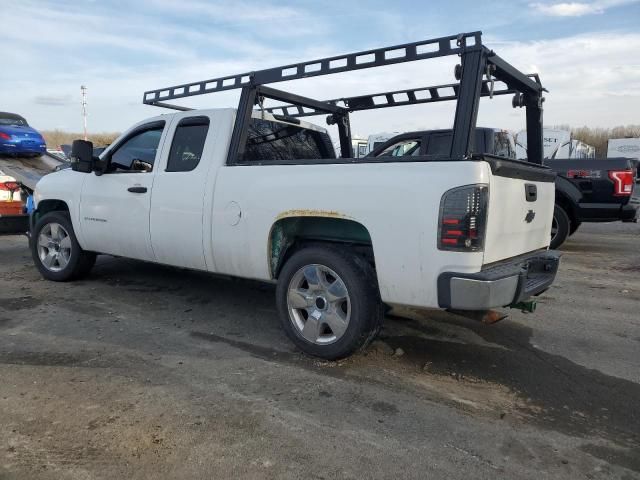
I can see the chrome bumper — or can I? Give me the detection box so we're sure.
[437,250,561,310]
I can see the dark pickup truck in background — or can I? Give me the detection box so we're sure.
[547,157,639,246]
[369,128,640,248]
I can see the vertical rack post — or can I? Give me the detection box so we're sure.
[226,86,258,165]
[525,95,544,164]
[450,48,486,159]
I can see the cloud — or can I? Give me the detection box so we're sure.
[34,95,75,106]
[475,32,640,130]
[531,2,603,15]
[530,0,638,16]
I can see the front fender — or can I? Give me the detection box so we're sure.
[33,170,88,247]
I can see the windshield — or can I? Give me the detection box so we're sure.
[0,115,28,127]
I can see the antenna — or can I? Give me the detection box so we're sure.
[81,85,88,141]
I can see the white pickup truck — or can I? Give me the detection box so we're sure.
[29,32,561,359]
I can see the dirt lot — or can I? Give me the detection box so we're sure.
[1,222,639,479]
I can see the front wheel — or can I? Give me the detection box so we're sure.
[276,245,383,360]
[31,211,96,281]
[549,205,570,249]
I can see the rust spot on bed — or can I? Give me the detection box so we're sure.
[276,209,350,220]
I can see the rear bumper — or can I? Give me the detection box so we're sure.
[0,142,46,154]
[438,250,561,310]
[623,191,640,222]
[577,202,638,222]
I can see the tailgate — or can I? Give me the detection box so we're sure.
[482,157,556,264]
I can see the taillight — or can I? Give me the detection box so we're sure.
[0,132,11,140]
[438,184,488,251]
[608,170,634,196]
[0,181,20,191]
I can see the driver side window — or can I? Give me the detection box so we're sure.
[108,124,164,173]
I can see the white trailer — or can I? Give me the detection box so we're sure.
[516,129,594,160]
[607,138,640,159]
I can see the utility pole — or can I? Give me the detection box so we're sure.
[81,85,88,141]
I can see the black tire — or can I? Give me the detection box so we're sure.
[569,219,581,236]
[31,211,96,281]
[550,205,570,249]
[276,244,383,360]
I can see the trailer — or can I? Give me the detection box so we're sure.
[516,129,595,160]
[608,138,640,159]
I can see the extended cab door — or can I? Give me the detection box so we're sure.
[79,120,168,261]
[148,114,214,270]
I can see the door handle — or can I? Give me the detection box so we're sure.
[127,186,147,193]
[524,184,537,202]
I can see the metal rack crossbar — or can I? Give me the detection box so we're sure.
[263,76,541,118]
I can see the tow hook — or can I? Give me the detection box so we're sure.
[510,300,537,313]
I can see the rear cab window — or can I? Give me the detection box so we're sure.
[241,118,335,162]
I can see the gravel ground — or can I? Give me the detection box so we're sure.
[1,222,639,479]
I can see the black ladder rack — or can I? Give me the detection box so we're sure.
[143,31,545,164]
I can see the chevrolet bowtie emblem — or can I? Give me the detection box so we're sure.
[525,210,536,223]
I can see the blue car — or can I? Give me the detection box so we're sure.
[0,112,46,157]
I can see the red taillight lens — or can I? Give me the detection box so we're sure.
[438,184,488,251]
[608,170,634,196]
[0,132,11,140]
[0,181,20,191]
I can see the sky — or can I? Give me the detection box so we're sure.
[1,0,639,139]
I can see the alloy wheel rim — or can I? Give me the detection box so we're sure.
[37,222,72,272]
[287,264,351,345]
[550,215,558,241]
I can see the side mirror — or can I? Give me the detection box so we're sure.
[70,140,95,173]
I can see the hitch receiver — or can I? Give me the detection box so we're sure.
[510,300,537,313]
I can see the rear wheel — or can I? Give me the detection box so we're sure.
[276,245,383,360]
[550,205,570,249]
[31,211,96,281]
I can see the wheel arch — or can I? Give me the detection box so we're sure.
[31,199,70,230]
[554,189,578,228]
[268,215,375,279]
[554,177,581,228]
[36,199,70,215]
